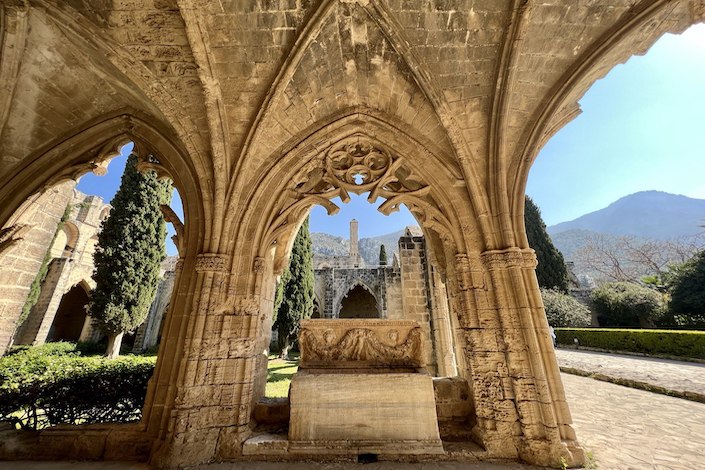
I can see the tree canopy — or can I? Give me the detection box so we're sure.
[273,217,314,358]
[89,154,172,358]
[668,249,705,316]
[379,244,388,266]
[524,196,570,292]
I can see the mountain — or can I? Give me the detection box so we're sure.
[311,228,410,266]
[358,229,406,265]
[548,191,705,240]
[310,232,348,257]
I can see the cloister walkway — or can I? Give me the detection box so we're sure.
[555,348,705,401]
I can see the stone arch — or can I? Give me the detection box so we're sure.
[239,113,476,278]
[507,4,705,249]
[46,281,91,343]
[98,206,111,222]
[336,280,380,319]
[0,111,207,445]
[60,221,80,257]
[0,111,204,243]
[221,113,479,433]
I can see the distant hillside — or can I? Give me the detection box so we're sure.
[359,229,406,265]
[310,232,348,257]
[548,191,705,240]
[311,228,411,266]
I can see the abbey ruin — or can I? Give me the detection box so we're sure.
[0,0,703,467]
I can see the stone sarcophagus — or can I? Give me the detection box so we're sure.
[289,319,443,456]
[298,319,423,370]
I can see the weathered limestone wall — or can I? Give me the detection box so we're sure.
[397,234,436,374]
[133,271,176,353]
[0,181,76,353]
[12,190,108,347]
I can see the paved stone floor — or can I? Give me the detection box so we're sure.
[564,373,705,469]
[555,348,705,398]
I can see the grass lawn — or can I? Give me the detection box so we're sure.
[265,354,299,398]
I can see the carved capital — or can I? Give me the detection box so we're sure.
[175,258,184,273]
[455,253,484,290]
[195,253,228,273]
[481,248,537,270]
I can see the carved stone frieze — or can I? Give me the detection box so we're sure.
[481,248,537,270]
[195,253,228,273]
[299,319,423,368]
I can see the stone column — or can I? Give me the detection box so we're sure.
[468,248,583,467]
[149,253,263,467]
[427,265,457,377]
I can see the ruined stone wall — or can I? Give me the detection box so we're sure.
[397,235,436,375]
[0,181,76,353]
[13,191,109,347]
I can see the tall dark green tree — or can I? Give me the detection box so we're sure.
[273,217,314,358]
[524,196,570,292]
[379,244,388,266]
[89,154,172,358]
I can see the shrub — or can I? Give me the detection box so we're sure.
[540,288,591,327]
[668,249,705,324]
[0,344,156,430]
[555,328,705,359]
[591,282,665,328]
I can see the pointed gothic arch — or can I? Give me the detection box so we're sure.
[336,280,380,319]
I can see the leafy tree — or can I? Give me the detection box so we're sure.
[540,288,592,328]
[667,249,705,326]
[379,244,388,266]
[89,154,172,358]
[591,282,665,328]
[273,217,314,358]
[524,196,570,292]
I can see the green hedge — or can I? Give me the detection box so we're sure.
[556,328,705,359]
[0,343,156,430]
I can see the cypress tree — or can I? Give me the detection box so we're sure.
[379,244,388,266]
[273,217,314,359]
[89,154,172,358]
[524,196,570,293]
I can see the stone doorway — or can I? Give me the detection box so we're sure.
[338,284,379,318]
[46,284,90,343]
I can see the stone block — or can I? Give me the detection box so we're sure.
[289,371,443,455]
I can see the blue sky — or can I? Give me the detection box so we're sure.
[77,24,705,254]
[527,23,705,225]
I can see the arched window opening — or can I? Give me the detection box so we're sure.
[46,283,90,343]
[1,135,189,430]
[527,23,705,331]
[338,284,379,318]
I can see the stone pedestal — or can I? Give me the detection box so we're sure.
[289,371,443,455]
[288,319,444,456]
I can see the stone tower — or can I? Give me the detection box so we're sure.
[349,219,359,258]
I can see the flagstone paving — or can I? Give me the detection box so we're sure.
[563,373,705,469]
[555,348,705,399]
